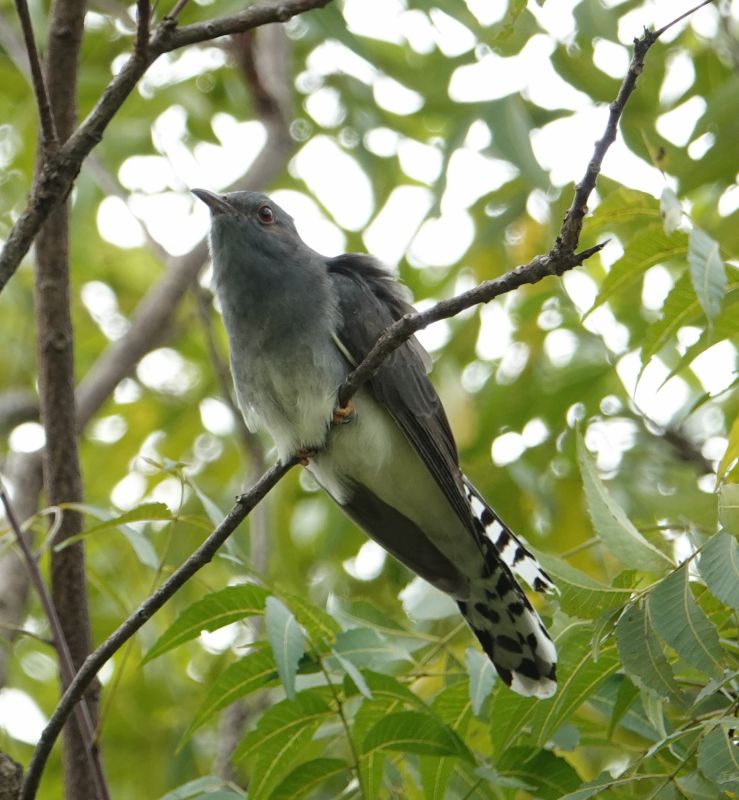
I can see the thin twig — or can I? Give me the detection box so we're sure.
[13,0,57,149]
[20,457,296,800]
[0,480,109,800]
[165,0,188,22]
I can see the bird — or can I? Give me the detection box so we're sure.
[193,188,557,698]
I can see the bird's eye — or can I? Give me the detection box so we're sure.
[257,205,275,225]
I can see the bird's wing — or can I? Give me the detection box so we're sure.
[326,254,475,534]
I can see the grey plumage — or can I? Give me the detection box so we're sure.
[193,188,557,698]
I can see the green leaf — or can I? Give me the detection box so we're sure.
[281,592,341,647]
[585,187,661,235]
[641,271,699,366]
[719,480,739,529]
[362,711,474,761]
[537,553,634,619]
[419,682,472,800]
[587,227,687,315]
[232,688,332,765]
[332,650,373,699]
[186,478,225,528]
[182,648,278,741]
[144,584,269,662]
[265,596,305,702]
[698,530,739,610]
[354,698,400,800]
[156,777,235,800]
[718,418,739,484]
[559,773,671,800]
[331,627,411,670]
[698,724,739,788]
[648,564,724,678]
[466,647,495,717]
[268,758,349,800]
[660,187,682,235]
[577,431,673,572]
[615,604,681,702]
[497,748,580,800]
[688,228,726,320]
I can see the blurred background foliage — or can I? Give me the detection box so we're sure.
[0,0,737,798]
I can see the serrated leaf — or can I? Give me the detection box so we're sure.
[559,773,667,800]
[265,597,305,702]
[688,228,726,320]
[648,564,724,677]
[354,698,400,800]
[362,710,473,761]
[698,530,739,610]
[497,748,580,800]
[641,271,698,366]
[331,627,411,670]
[698,724,739,787]
[718,419,739,484]
[537,553,633,619]
[466,647,495,717]
[584,187,661,236]
[719,482,739,534]
[332,650,372,699]
[577,432,673,572]
[660,187,682,235]
[268,758,349,800]
[144,584,269,662]
[587,227,687,315]
[156,776,234,800]
[615,604,681,702]
[181,648,278,742]
[187,478,225,527]
[281,592,340,647]
[357,670,423,707]
[419,682,472,800]
[232,688,332,765]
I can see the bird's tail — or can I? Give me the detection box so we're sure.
[459,479,557,699]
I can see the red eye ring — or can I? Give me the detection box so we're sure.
[257,204,275,225]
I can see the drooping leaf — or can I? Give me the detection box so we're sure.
[332,650,373,699]
[465,647,495,717]
[281,592,341,647]
[660,187,682,235]
[718,481,739,532]
[648,564,724,677]
[615,604,681,702]
[144,584,270,662]
[718,418,739,485]
[697,724,739,789]
[688,228,726,320]
[537,553,634,619]
[265,596,305,702]
[232,688,332,765]
[331,627,411,670]
[419,681,472,800]
[362,710,474,761]
[698,530,739,610]
[155,776,237,800]
[641,271,698,366]
[577,432,673,572]
[497,748,581,800]
[268,758,349,800]
[181,648,278,742]
[587,226,687,315]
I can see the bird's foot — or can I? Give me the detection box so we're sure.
[332,400,355,426]
[296,447,317,466]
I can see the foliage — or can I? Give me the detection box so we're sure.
[0,0,737,798]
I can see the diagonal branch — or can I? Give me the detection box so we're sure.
[13,0,58,149]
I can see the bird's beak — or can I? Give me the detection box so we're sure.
[191,188,235,216]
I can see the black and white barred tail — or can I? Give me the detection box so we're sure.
[460,479,557,699]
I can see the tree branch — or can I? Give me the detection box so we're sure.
[13,0,57,149]
[0,0,332,294]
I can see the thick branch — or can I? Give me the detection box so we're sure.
[0,0,332,294]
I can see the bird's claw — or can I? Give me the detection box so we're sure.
[332,400,355,426]
[296,447,316,466]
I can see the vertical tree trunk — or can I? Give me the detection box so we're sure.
[34,0,99,797]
